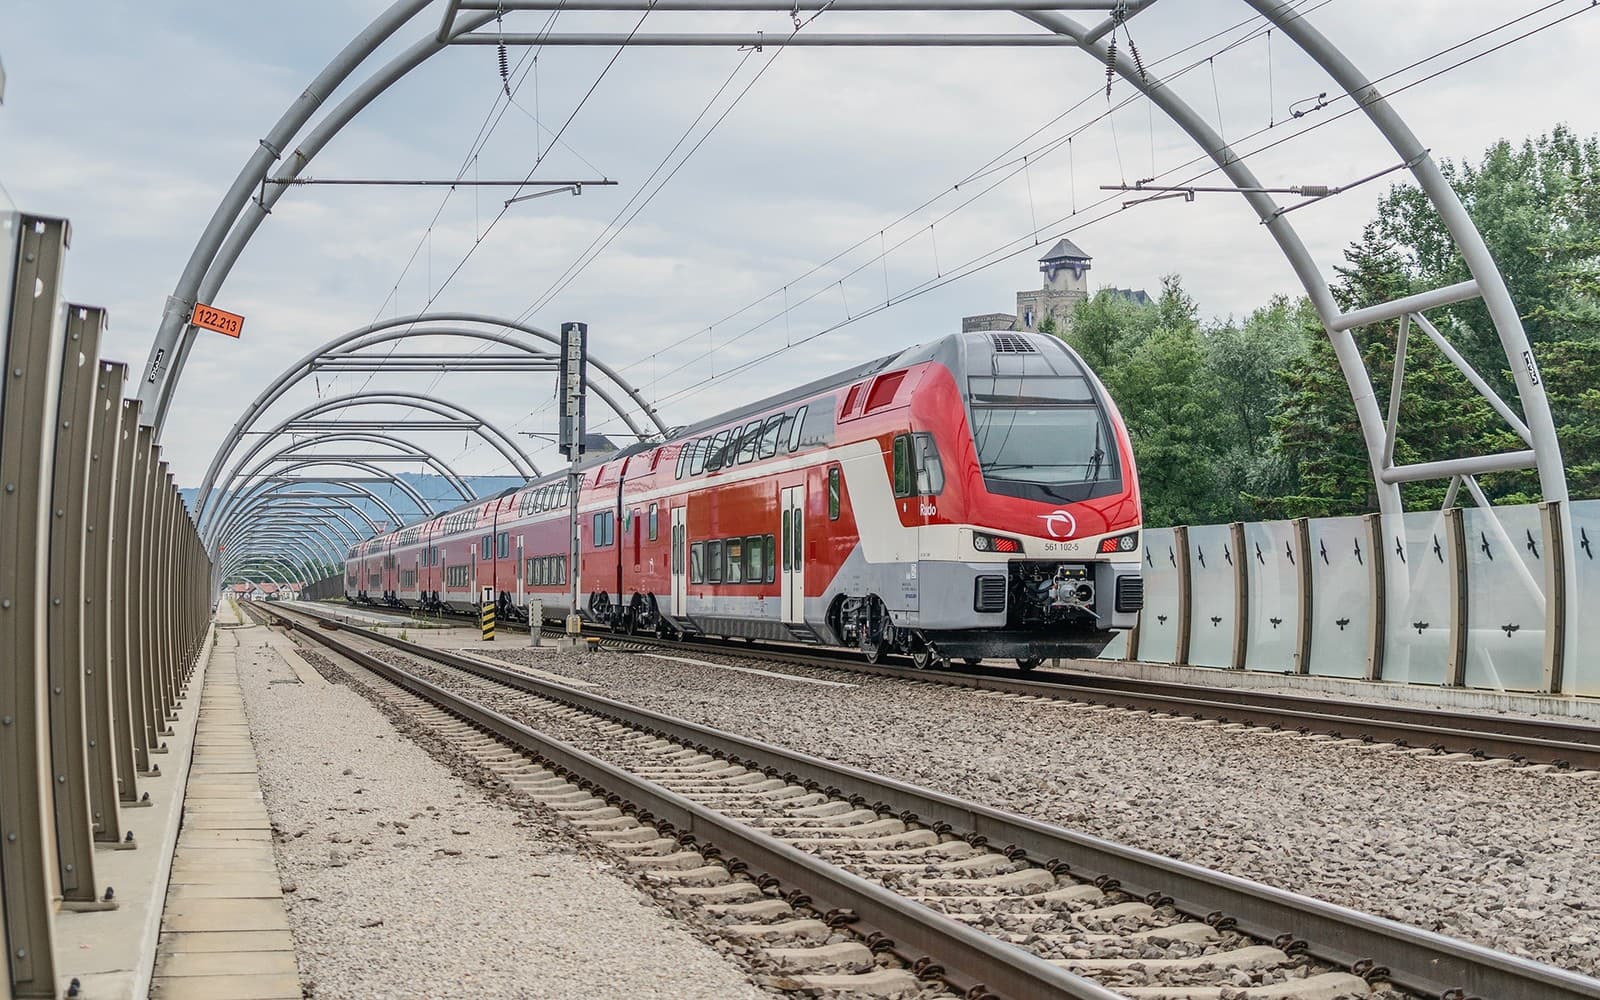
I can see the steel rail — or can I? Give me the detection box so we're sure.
[267,602,1600,1000]
[324,598,1600,768]
[247,602,1118,1000]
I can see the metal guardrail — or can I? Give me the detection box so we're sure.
[266,601,1600,1000]
[0,211,212,999]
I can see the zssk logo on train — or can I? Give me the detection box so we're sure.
[1038,509,1077,539]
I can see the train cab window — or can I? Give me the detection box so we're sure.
[648,504,659,541]
[758,414,784,458]
[892,435,914,498]
[788,405,809,452]
[745,535,766,584]
[706,541,723,583]
[828,466,841,520]
[690,542,705,584]
[738,420,762,463]
[724,538,744,583]
[496,533,510,559]
[913,433,945,495]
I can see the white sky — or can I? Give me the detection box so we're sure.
[2,0,1597,486]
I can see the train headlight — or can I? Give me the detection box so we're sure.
[974,532,1022,554]
[1098,532,1139,554]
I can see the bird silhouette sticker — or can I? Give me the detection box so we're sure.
[1395,536,1406,564]
[1413,620,1429,635]
[1335,617,1350,631]
[1224,545,1233,567]
[1285,541,1295,565]
[1432,534,1443,563]
[1480,531,1493,560]
[1197,545,1207,569]
[1168,546,1176,567]
[1582,527,1593,560]
[1319,539,1329,565]
[1210,615,1222,627]
[1145,547,1153,566]
[1157,614,1168,625]
[1353,537,1363,565]
[1269,616,1283,630]
[1501,623,1521,637]
[1255,541,1264,565]
[1525,529,1539,559]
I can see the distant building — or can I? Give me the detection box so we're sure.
[961,241,1149,335]
[1016,238,1092,333]
[961,313,1018,333]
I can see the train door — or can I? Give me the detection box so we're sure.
[781,485,805,624]
[670,507,687,616]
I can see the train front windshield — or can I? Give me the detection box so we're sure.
[968,374,1120,488]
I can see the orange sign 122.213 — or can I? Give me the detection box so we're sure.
[190,302,244,338]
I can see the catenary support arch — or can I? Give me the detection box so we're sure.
[192,316,668,526]
[229,429,476,506]
[224,521,348,570]
[204,458,436,551]
[197,392,521,536]
[210,477,407,551]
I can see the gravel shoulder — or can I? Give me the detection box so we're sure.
[467,641,1600,977]
[231,623,770,1000]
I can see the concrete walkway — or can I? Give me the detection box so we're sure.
[149,633,299,1000]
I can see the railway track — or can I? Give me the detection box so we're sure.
[315,600,1600,772]
[252,602,1600,1000]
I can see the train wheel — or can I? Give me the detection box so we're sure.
[857,596,888,664]
[910,644,934,670]
[1015,656,1044,671]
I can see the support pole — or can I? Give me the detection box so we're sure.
[0,213,68,998]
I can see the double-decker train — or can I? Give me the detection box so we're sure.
[345,330,1143,669]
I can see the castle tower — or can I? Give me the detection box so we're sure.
[1016,238,1091,333]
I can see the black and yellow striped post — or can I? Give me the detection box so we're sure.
[480,589,496,641]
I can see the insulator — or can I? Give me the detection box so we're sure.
[498,41,511,95]
[1105,34,1117,99]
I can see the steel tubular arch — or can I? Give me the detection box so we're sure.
[136,0,437,430]
[223,428,477,504]
[206,458,432,549]
[221,519,353,567]
[213,486,386,544]
[192,317,665,529]
[212,473,411,547]
[198,391,533,535]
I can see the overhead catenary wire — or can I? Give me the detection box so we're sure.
[576,0,1595,437]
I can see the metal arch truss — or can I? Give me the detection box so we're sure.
[144,0,1573,682]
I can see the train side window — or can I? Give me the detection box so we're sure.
[704,431,728,472]
[707,541,723,583]
[496,533,509,559]
[764,535,776,583]
[788,405,809,452]
[913,432,945,495]
[688,438,707,476]
[676,443,690,480]
[738,420,762,463]
[892,435,913,498]
[780,512,790,572]
[745,535,764,584]
[690,542,705,584]
[481,535,492,559]
[757,414,784,458]
[828,466,841,520]
[648,504,659,541]
[725,537,744,584]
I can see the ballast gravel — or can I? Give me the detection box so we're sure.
[229,624,770,1000]
[464,642,1600,979]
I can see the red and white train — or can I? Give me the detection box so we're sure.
[345,331,1143,668]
